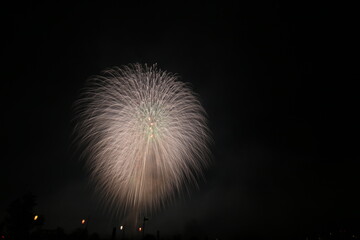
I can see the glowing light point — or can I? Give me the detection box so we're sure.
[81,219,86,224]
[34,215,38,221]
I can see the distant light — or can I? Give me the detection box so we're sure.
[1,235,5,239]
[34,215,38,221]
[120,225,123,230]
[81,219,86,224]
[138,227,142,232]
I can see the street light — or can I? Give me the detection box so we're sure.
[120,225,125,239]
[142,217,149,238]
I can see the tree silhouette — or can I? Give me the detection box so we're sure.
[2,192,41,240]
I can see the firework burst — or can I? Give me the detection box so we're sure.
[74,64,211,218]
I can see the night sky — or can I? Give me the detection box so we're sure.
[2,2,359,239]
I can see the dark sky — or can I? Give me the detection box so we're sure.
[2,1,359,239]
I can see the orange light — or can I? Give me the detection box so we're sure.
[138,227,142,232]
[34,215,38,221]
[81,219,86,224]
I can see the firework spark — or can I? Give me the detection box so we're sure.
[74,64,211,217]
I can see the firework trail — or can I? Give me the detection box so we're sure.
[74,64,211,219]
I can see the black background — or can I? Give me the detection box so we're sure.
[2,1,359,239]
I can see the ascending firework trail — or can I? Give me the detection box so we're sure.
[74,63,211,224]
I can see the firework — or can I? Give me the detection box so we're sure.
[74,64,211,217]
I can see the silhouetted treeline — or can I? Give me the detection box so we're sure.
[1,193,359,240]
